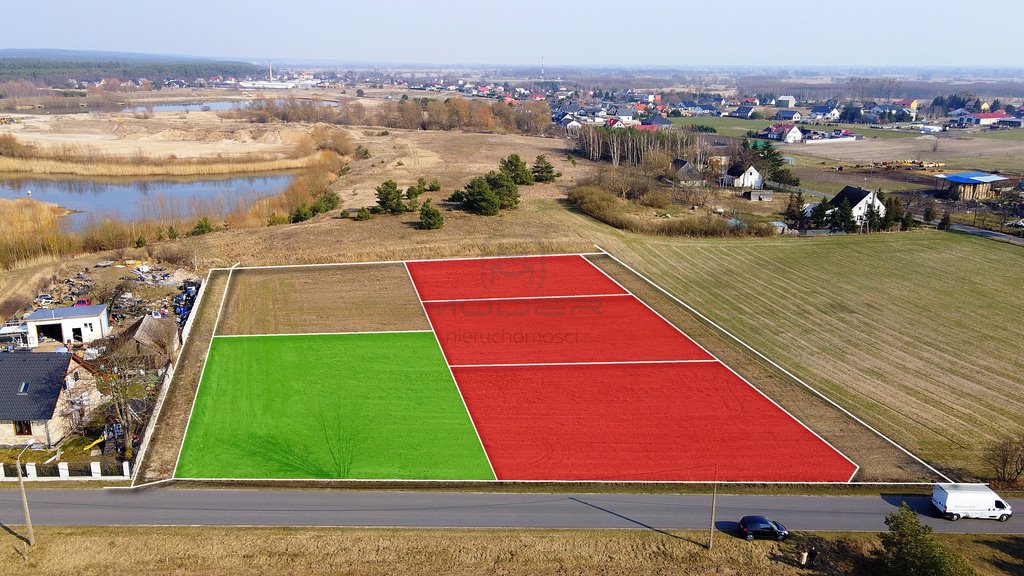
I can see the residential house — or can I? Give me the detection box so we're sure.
[892,98,918,110]
[762,123,803,143]
[732,106,756,119]
[0,351,102,447]
[828,186,886,224]
[671,159,706,187]
[641,114,673,128]
[809,105,840,121]
[721,165,763,189]
[24,305,110,349]
[698,104,721,116]
[777,96,796,108]
[775,109,802,122]
[615,107,634,122]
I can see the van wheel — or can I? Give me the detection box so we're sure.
[949,514,960,521]
[998,514,1009,522]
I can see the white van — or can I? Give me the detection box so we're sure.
[931,484,1013,522]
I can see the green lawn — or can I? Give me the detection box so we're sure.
[968,128,1024,141]
[175,332,494,480]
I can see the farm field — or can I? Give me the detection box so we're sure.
[593,231,1024,476]
[175,331,494,480]
[670,116,920,140]
[172,255,859,483]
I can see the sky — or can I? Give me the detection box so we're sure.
[5,0,1016,68]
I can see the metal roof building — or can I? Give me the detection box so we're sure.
[935,172,1008,201]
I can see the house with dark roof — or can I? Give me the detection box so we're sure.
[828,186,886,224]
[671,159,706,187]
[809,105,840,121]
[775,109,802,122]
[110,315,181,369]
[641,114,673,128]
[732,106,756,119]
[698,104,721,115]
[0,351,102,447]
[24,304,110,349]
[721,165,762,189]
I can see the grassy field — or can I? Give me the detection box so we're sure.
[1,527,1018,576]
[217,264,429,335]
[968,128,1024,141]
[595,231,1024,477]
[175,331,494,480]
[670,116,920,140]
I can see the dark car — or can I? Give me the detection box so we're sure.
[738,515,789,541]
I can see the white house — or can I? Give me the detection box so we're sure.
[24,304,110,349]
[762,123,803,143]
[722,165,763,189]
[829,186,886,225]
[777,96,796,108]
[809,105,840,121]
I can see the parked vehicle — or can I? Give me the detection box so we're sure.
[34,293,55,306]
[74,298,92,307]
[931,483,1012,522]
[738,515,789,541]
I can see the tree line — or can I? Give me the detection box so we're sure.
[571,125,694,167]
[0,58,260,86]
[238,96,553,135]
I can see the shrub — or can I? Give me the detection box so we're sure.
[267,212,289,226]
[639,190,672,209]
[354,145,371,160]
[937,212,952,230]
[874,503,973,576]
[311,189,340,214]
[419,200,444,229]
[354,207,372,221]
[290,202,313,223]
[190,217,213,236]
[167,225,179,240]
[134,235,146,249]
[426,178,442,191]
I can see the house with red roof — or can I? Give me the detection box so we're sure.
[761,123,803,143]
[963,111,1010,126]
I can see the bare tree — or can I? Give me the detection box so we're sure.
[985,435,1024,484]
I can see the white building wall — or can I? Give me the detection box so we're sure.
[27,311,109,348]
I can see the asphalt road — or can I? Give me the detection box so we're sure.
[1,489,1021,534]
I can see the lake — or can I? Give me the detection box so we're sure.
[0,175,294,229]
[118,99,338,114]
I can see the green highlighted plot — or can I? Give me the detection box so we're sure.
[175,332,494,480]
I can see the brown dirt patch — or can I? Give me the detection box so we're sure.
[216,264,428,335]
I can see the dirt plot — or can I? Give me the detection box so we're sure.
[136,269,230,483]
[790,135,1024,173]
[216,264,428,335]
[585,254,940,483]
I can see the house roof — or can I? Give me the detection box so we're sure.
[969,112,1009,119]
[0,351,71,421]
[829,186,875,208]
[726,164,751,177]
[641,114,672,125]
[765,123,798,135]
[811,105,837,114]
[776,110,800,118]
[25,304,107,323]
[735,106,755,115]
[935,171,1008,185]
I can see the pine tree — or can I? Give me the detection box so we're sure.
[831,198,857,232]
[462,177,500,216]
[419,200,444,229]
[485,170,520,210]
[532,154,557,182]
[499,153,534,185]
[810,200,831,229]
[874,503,973,576]
[375,180,406,214]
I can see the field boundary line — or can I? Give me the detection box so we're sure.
[422,293,630,303]
[591,246,952,483]
[206,252,607,272]
[169,476,939,485]
[214,330,432,338]
[131,268,213,486]
[450,359,719,368]
[172,262,239,479]
[580,252,861,483]
[404,262,498,482]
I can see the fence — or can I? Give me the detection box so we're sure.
[0,460,129,481]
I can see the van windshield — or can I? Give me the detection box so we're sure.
[996,501,1005,509]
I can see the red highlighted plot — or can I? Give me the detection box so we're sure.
[425,295,714,366]
[407,255,627,301]
[453,362,858,482]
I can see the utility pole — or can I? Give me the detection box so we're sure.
[708,464,718,549]
[16,444,35,547]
